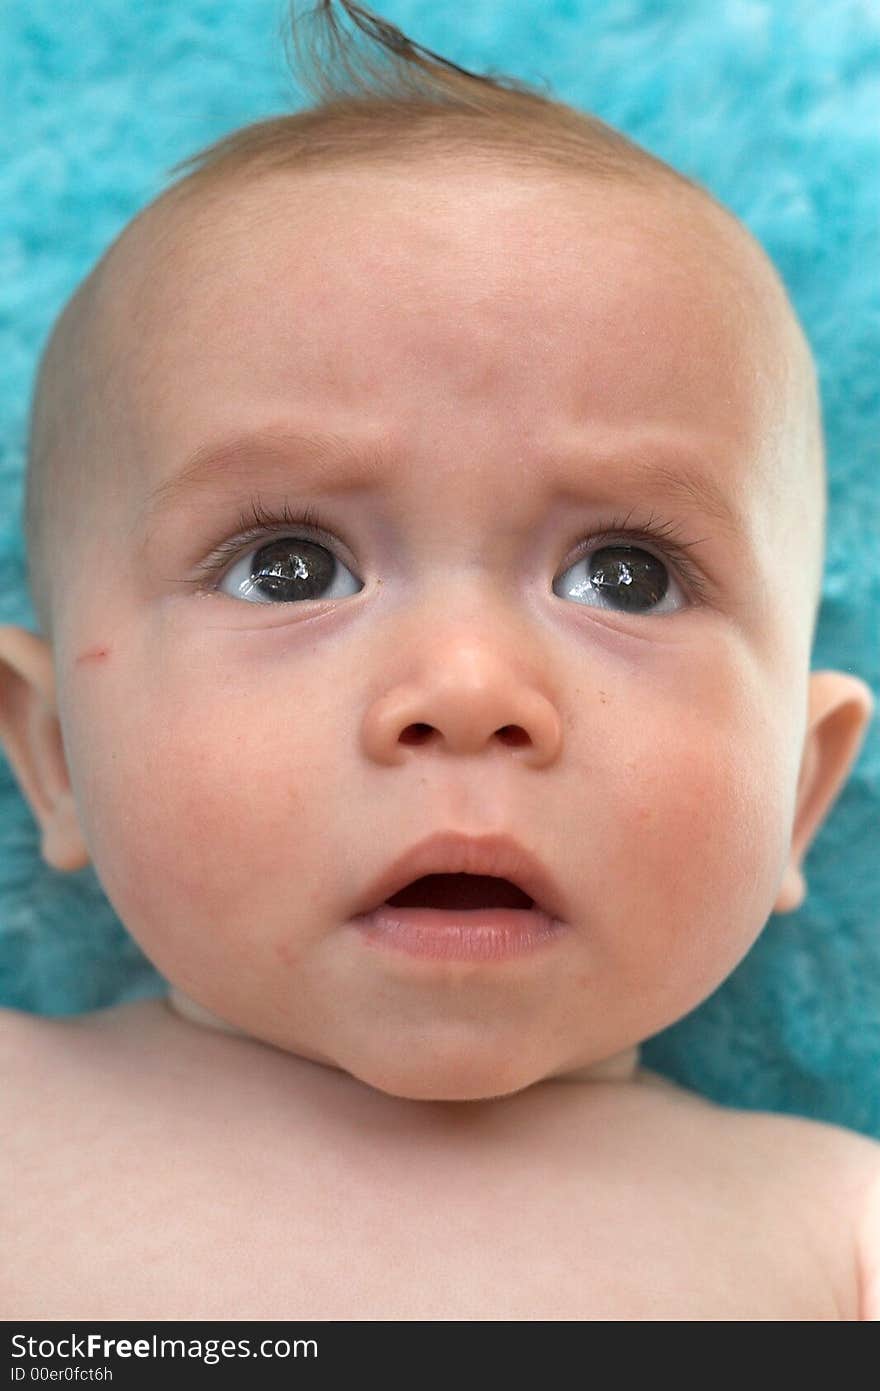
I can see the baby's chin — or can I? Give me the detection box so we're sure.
[341,1054,550,1103]
[340,1046,643,1102]
[166,987,639,1101]
[312,1047,642,1103]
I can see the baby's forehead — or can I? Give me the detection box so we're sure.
[101,165,807,413]
[128,163,776,307]
[79,165,821,546]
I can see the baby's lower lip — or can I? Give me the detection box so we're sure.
[351,904,568,961]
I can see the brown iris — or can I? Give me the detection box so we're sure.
[589,546,668,612]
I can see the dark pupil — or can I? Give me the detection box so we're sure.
[589,546,668,612]
[251,539,334,601]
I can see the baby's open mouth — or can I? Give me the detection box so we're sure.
[355,871,564,962]
[384,873,535,912]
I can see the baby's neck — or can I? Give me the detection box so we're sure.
[166,987,642,1086]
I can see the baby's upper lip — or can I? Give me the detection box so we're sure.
[352,829,569,922]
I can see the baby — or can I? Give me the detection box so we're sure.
[1,1,878,1320]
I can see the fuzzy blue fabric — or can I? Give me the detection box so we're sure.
[1,0,877,1133]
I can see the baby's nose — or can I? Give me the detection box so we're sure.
[359,642,562,768]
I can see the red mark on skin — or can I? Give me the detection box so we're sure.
[274,939,304,968]
[75,644,111,666]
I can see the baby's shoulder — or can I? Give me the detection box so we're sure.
[754,1105,880,1320]
[0,999,97,1059]
[644,1071,880,1205]
[778,1108,878,1321]
[0,999,163,1121]
[640,1074,880,1319]
[0,1001,66,1082]
[0,1005,91,1124]
[719,1093,879,1202]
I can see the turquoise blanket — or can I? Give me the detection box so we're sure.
[1,0,877,1133]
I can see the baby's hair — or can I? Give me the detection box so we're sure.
[161,0,711,203]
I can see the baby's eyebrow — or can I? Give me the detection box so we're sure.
[142,426,384,526]
[141,423,747,542]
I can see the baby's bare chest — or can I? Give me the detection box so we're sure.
[3,1073,854,1320]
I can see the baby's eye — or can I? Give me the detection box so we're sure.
[553,544,685,615]
[218,537,362,604]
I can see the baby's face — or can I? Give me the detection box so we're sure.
[49,165,816,1099]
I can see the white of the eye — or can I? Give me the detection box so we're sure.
[553,550,685,614]
[221,540,362,604]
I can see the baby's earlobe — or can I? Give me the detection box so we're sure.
[40,791,91,872]
[773,863,806,915]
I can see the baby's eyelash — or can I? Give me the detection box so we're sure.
[565,508,712,604]
[188,499,711,604]
[189,500,340,583]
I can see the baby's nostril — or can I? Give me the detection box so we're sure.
[386,874,534,911]
[498,725,529,747]
[400,724,433,746]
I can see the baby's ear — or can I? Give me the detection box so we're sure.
[774,669,875,913]
[0,625,90,872]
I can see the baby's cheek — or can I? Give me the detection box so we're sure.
[62,677,324,963]
[615,705,792,990]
